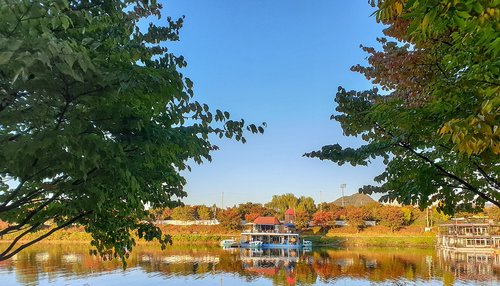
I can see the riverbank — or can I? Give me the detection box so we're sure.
[0,225,436,248]
[302,234,435,247]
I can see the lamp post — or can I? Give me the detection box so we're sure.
[340,184,346,207]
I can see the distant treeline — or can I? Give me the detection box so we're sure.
[149,194,500,232]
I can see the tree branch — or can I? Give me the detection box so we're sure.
[0,222,42,258]
[374,123,500,207]
[0,192,62,237]
[0,211,92,261]
[0,188,45,213]
[398,141,500,207]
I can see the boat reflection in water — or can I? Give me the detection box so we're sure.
[437,248,500,282]
[1,243,499,285]
[240,248,302,284]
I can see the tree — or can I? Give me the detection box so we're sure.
[306,0,499,213]
[296,196,317,215]
[319,202,343,213]
[149,207,172,220]
[344,206,370,232]
[400,207,413,226]
[217,208,241,231]
[264,194,317,218]
[265,194,299,218]
[0,0,263,263]
[371,0,500,156]
[294,211,311,229]
[484,206,500,221]
[244,212,261,223]
[196,205,212,220]
[311,211,336,227]
[430,207,451,227]
[375,206,404,232]
[171,206,195,221]
[237,202,273,219]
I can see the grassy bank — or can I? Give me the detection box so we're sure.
[302,234,435,247]
[1,225,436,247]
[0,227,235,245]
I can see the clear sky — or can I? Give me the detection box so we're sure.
[158,0,387,207]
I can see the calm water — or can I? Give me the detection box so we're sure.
[0,243,498,285]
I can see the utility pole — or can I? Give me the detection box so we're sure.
[221,192,224,210]
[426,206,430,228]
[340,184,346,207]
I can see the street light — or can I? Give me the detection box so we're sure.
[340,184,346,207]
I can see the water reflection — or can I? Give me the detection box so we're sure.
[438,249,500,283]
[0,243,498,285]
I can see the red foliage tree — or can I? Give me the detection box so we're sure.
[312,211,336,227]
[217,208,242,230]
[375,206,404,232]
[344,206,371,232]
[244,212,260,223]
[294,211,311,229]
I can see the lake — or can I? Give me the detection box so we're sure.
[0,243,498,285]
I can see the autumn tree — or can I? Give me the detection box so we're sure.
[217,208,242,230]
[400,207,414,226]
[312,211,336,228]
[171,206,196,221]
[296,196,317,215]
[430,208,451,226]
[294,211,311,229]
[375,206,404,232]
[0,0,263,262]
[372,0,499,156]
[196,205,212,220]
[319,202,343,213]
[344,206,371,232]
[306,0,499,213]
[237,202,273,220]
[149,208,172,220]
[244,212,261,223]
[484,206,500,221]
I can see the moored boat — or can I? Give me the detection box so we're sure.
[249,241,263,248]
[302,240,312,247]
[437,218,500,252]
[220,238,238,248]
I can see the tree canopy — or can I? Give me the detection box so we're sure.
[0,0,262,263]
[306,0,499,213]
[264,193,317,218]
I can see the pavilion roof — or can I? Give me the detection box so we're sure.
[254,216,280,225]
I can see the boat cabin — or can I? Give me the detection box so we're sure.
[438,218,500,251]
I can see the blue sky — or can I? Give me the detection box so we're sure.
[158,1,386,207]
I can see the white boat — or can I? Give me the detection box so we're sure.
[220,239,238,248]
[248,241,263,248]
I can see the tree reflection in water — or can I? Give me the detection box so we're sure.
[0,243,498,285]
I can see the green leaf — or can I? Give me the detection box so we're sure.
[0,52,14,64]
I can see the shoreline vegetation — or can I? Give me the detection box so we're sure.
[0,225,436,248]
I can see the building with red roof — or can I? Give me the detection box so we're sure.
[253,216,280,232]
[284,208,295,224]
[253,216,280,225]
